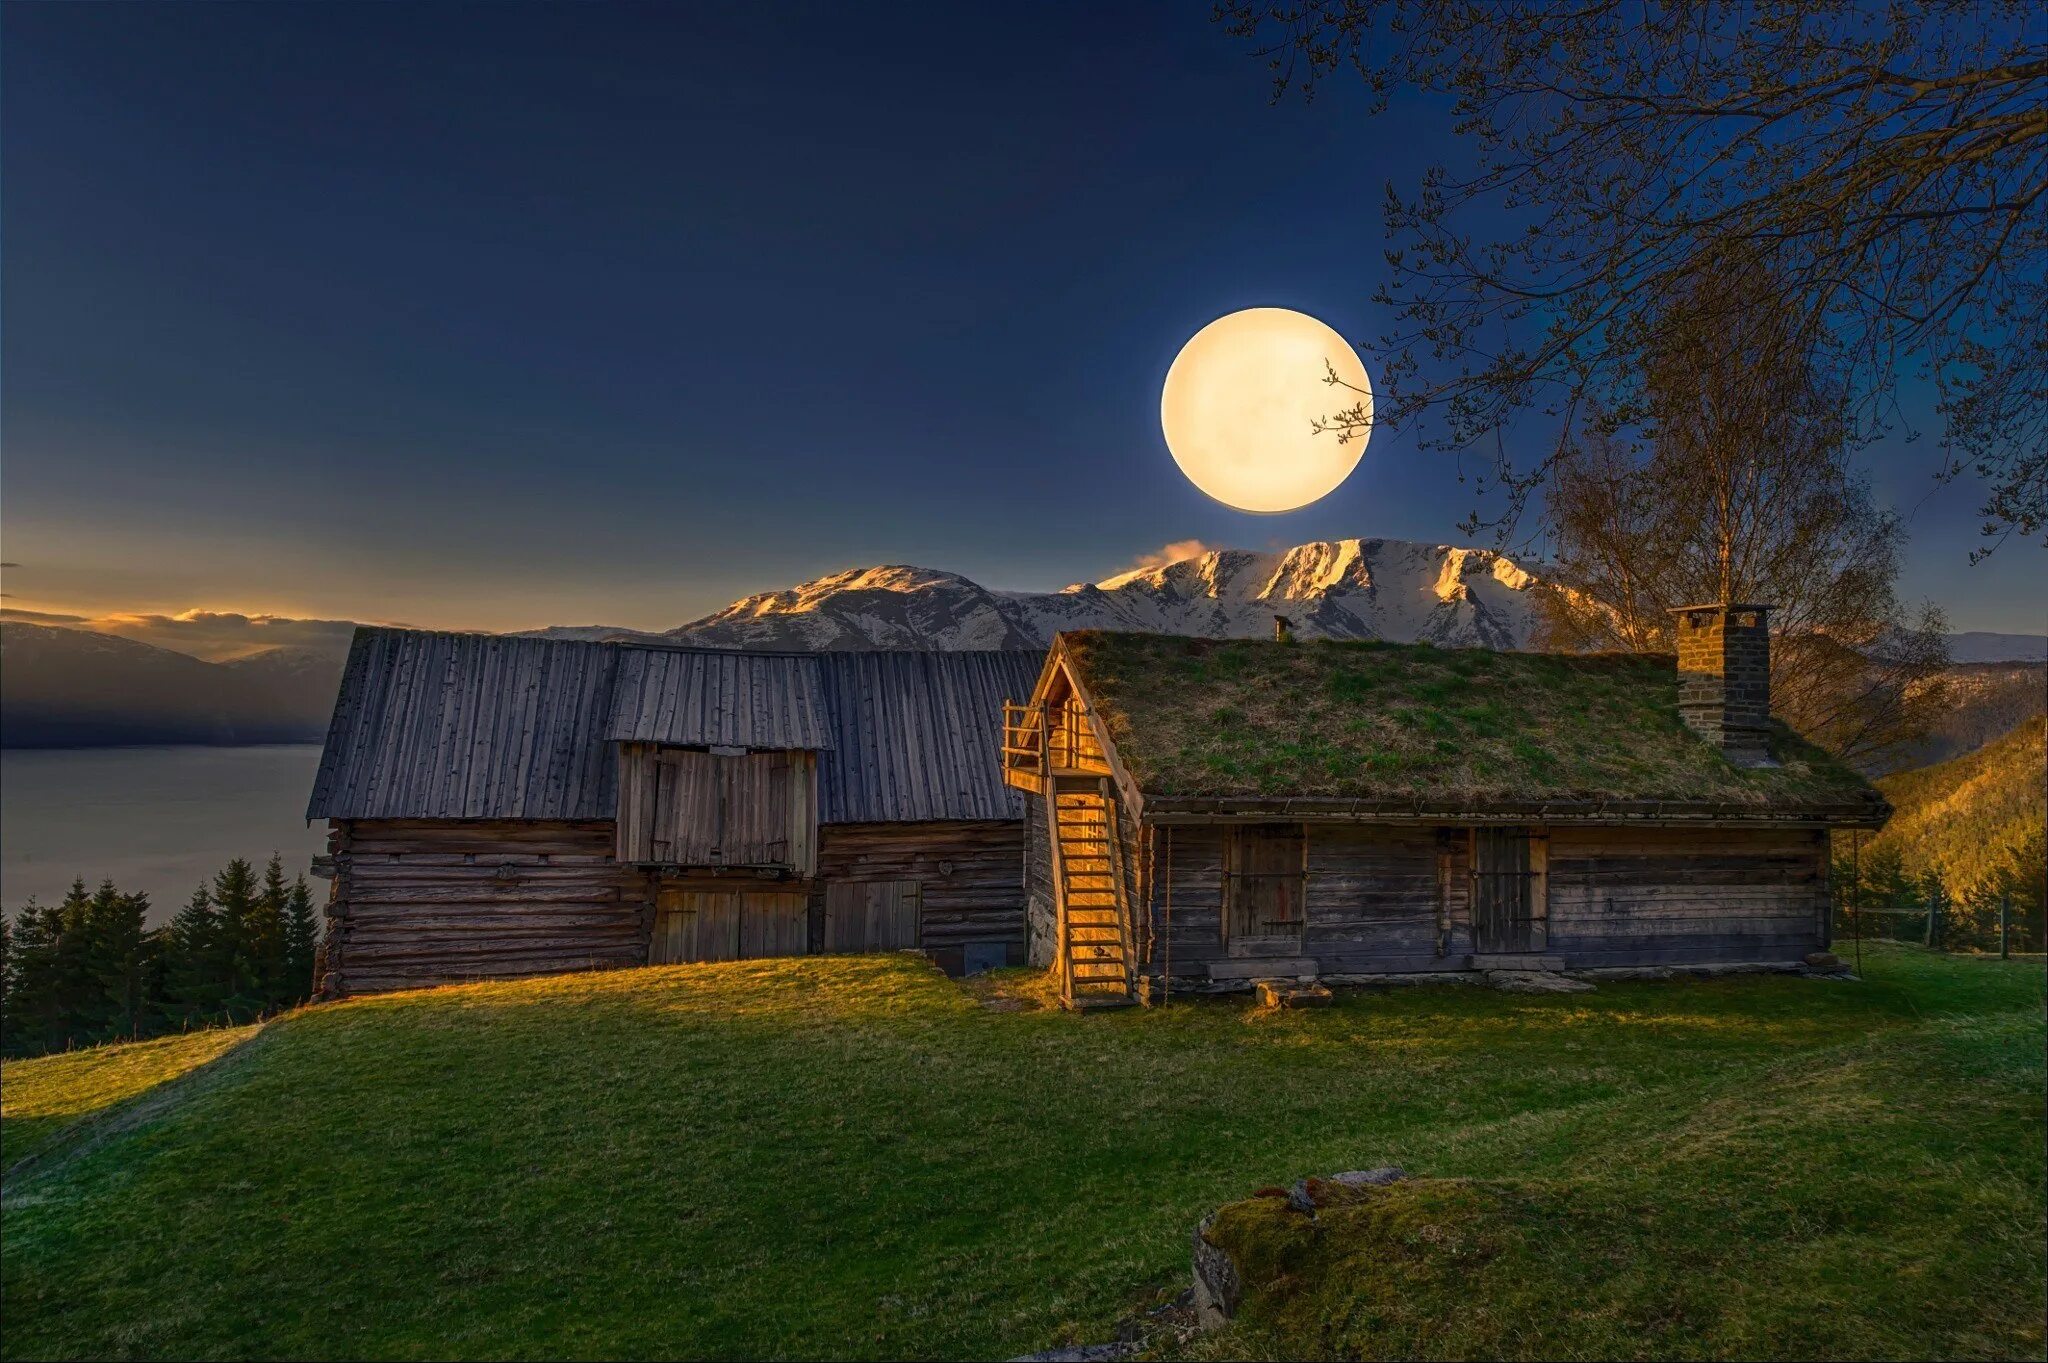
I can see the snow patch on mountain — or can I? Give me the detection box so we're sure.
[657,539,1561,652]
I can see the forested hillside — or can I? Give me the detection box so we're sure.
[1868,716,2045,897]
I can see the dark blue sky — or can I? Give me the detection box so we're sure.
[4,2,2036,632]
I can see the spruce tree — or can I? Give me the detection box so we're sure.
[210,859,264,1023]
[85,881,154,1043]
[51,880,101,1045]
[7,896,72,1055]
[0,912,13,1044]
[254,855,292,1010]
[164,882,220,1027]
[283,875,319,1004]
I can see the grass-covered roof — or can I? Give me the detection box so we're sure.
[1060,631,1885,819]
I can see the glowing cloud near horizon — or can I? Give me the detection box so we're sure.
[1160,307,1372,514]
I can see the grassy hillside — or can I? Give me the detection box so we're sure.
[1870,714,2046,896]
[2,1025,259,1168]
[3,952,2042,1361]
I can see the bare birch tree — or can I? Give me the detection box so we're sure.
[1223,0,2048,552]
[1537,266,1951,769]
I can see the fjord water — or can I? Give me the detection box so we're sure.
[0,744,327,923]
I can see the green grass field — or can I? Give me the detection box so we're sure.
[3,946,2041,1361]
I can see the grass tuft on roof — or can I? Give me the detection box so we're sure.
[1060,631,1880,812]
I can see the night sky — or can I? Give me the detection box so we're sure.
[4,2,2038,633]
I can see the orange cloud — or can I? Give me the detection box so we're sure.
[2,608,379,662]
[1105,539,1214,581]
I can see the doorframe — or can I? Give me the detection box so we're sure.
[1221,823,1308,958]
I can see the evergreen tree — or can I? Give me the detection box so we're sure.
[50,880,102,1045]
[283,875,319,1004]
[0,912,13,1043]
[7,893,81,1055]
[164,883,221,1027]
[210,859,265,1023]
[1963,829,2048,954]
[253,855,292,1010]
[85,880,154,1043]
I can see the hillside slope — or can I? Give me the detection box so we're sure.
[3,952,2041,1361]
[1869,715,2047,895]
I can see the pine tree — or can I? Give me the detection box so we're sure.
[85,881,154,1043]
[283,875,319,1004]
[253,855,292,1011]
[164,883,221,1027]
[0,912,13,1043]
[210,859,264,1023]
[51,880,102,1045]
[7,894,79,1055]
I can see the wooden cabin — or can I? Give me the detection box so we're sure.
[1002,608,1891,1008]
[305,629,1040,994]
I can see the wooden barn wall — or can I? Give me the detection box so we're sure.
[1132,821,1824,979]
[1543,826,1829,966]
[1024,797,1057,967]
[810,820,1026,975]
[321,819,652,996]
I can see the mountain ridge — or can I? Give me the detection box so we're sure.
[5,538,2044,750]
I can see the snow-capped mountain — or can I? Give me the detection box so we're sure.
[655,540,1556,651]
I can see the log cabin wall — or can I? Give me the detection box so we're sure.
[1135,824,1473,982]
[810,820,1027,975]
[1131,820,1828,983]
[1543,825,1830,966]
[320,819,653,996]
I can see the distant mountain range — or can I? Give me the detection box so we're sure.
[0,625,344,748]
[534,539,1557,652]
[4,537,2042,750]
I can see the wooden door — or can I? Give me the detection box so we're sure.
[1471,829,1547,952]
[650,889,809,964]
[1223,824,1306,956]
[822,880,922,953]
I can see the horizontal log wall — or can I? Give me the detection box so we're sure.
[323,819,653,995]
[1135,821,1823,980]
[811,820,1026,974]
[1544,826,1828,966]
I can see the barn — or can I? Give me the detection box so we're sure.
[1000,606,1892,1008]
[306,629,1039,995]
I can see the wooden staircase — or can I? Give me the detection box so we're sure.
[1049,776,1136,1010]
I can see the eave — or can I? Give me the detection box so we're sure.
[1137,793,1892,829]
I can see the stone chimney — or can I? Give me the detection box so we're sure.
[1273,614,1294,643]
[1669,603,1774,767]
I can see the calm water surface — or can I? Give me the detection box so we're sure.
[1,744,327,923]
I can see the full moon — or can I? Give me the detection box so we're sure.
[1160,307,1372,513]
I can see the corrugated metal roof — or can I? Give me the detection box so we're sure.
[605,648,832,749]
[816,650,1042,823]
[307,629,622,821]
[309,628,1043,825]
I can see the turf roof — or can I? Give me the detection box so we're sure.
[1059,631,1885,818]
